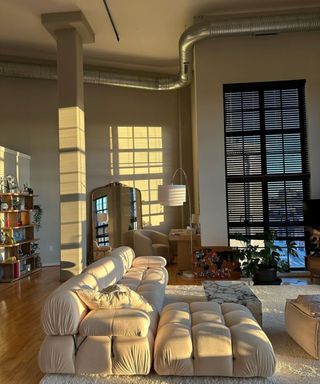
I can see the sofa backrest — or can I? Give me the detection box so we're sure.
[84,246,135,289]
[41,246,136,336]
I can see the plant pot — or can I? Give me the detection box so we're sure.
[253,267,277,283]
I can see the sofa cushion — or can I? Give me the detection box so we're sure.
[132,256,167,268]
[154,302,276,377]
[84,246,136,289]
[41,272,99,336]
[75,284,154,313]
[79,308,150,337]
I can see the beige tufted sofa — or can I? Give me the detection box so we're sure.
[39,246,168,375]
[155,302,276,377]
[39,246,276,378]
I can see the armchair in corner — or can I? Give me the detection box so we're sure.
[133,229,171,263]
[93,240,112,261]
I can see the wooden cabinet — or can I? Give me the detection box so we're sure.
[306,255,320,282]
[0,193,41,282]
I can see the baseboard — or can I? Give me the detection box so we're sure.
[278,270,311,278]
[42,263,60,267]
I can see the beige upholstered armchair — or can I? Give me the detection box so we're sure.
[93,241,112,261]
[133,229,170,262]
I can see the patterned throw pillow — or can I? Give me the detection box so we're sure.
[75,284,154,314]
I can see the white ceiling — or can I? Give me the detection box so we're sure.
[1,0,320,73]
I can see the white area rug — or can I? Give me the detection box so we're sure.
[41,284,320,384]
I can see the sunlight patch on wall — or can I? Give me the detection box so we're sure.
[0,147,4,180]
[59,106,86,277]
[110,126,164,227]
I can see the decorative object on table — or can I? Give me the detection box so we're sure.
[191,213,201,234]
[193,248,241,279]
[12,196,22,210]
[234,230,298,285]
[23,183,33,195]
[0,177,4,193]
[4,233,14,245]
[1,202,9,211]
[13,228,25,242]
[13,260,20,278]
[30,242,39,255]
[158,167,195,277]
[6,256,17,262]
[33,204,42,230]
[18,247,24,258]
[35,255,42,268]
[5,175,18,193]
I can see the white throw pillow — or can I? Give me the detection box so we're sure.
[75,284,154,314]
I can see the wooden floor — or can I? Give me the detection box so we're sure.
[0,264,315,384]
[0,266,61,384]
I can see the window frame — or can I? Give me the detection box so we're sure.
[223,80,310,270]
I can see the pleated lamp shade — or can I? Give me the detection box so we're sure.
[191,213,200,224]
[158,184,186,206]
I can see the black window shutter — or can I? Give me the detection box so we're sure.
[224,80,310,269]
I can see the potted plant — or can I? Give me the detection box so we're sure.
[33,204,42,231]
[234,230,298,284]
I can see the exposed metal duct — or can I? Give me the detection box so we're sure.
[1,10,320,90]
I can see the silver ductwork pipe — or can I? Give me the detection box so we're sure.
[1,10,320,90]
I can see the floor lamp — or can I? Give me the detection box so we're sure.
[158,168,194,277]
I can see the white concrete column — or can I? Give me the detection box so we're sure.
[42,12,94,280]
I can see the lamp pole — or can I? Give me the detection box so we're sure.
[170,168,194,277]
[170,167,192,228]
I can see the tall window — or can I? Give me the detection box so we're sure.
[224,80,309,269]
[95,196,109,246]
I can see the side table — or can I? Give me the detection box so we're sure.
[202,280,263,326]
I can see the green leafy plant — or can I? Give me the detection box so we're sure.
[234,230,298,277]
[33,204,42,231]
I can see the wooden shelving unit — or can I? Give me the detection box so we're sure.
[0,192,41,282]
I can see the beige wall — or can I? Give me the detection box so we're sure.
[194,31,320,246]
[85,83,183,234]
[0,77,184,265]
[0,146,30,188]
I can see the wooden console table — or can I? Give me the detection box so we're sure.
[169,231,201,271]
[169,230,233,273]
[306,255,320,282]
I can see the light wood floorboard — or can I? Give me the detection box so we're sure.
[0,266,60,384]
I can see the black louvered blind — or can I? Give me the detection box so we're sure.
[224,80,309,269]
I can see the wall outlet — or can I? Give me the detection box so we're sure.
[49,245,53,252]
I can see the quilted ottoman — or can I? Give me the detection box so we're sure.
[285,295,320,359]
[154,301,276,377]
